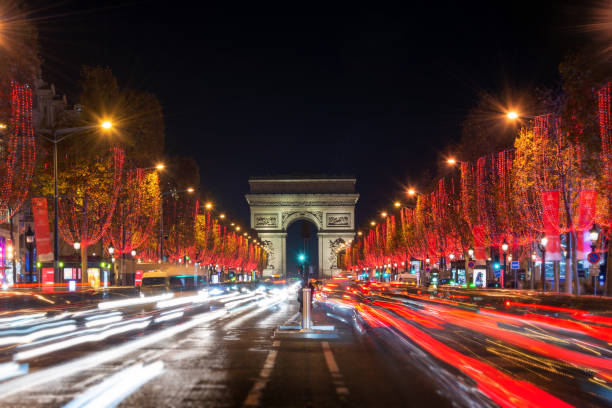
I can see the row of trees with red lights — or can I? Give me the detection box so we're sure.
[0,4,266,284]
[345,70,612,295]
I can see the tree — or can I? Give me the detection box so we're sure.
[0,2,40,284]
[57,148,124,283]
[108,169,161,282]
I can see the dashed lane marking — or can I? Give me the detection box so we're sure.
[322,341,349,396]
[242,341,280,407]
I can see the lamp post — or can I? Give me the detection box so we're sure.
[501,241,509,288]
[39,121,113,284]
[531,252,537,289]
[589,225,599,295]
[25,226,34,283]
[539,237,547,292]
[72,241,80,281]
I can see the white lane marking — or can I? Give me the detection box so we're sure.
[243,341,280,407]
[322,341,349,396]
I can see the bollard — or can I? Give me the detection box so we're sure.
[302,288,312,330]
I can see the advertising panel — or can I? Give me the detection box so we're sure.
[32,198,53,262]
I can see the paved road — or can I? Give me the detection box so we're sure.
[0,283,610,407]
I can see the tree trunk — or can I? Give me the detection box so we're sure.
[553,261,560,292]
[571,230,580,295]
[606,234,612,296]
[9,211,16,284]
[81,196,89,285]
[565,235,573,295]
[81,244,87,284]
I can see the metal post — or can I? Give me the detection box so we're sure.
[53,130,59,284]
[503,252,507,288]
[302,287,311,330]
[541,249,546,292]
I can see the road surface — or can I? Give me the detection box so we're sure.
[0,282,609,407]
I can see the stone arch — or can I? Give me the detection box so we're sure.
[282,211,322,231]
[245,177,359,279]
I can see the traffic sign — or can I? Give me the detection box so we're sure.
[587,252,600,264]
[511,261,520,270]
[467,261,475,269]
[425,267,431,273]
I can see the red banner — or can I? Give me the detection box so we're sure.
[575,190,597,260]
[541,191,562,261]
[32,198,53,262]
[42,267,54,286]
[135,270,143,286]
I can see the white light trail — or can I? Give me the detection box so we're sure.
[0,362,28,381]
[85,315,123,328]
[0,313,46,326]
[156,292,209,309]
[0,321,77,346]
[154,311,184,323]
[97,293,173,310]
[14,318,151,361]
[224,294,264,310]
[64,360,164,408]
[0,309,226,399]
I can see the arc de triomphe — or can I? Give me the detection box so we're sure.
[245,177,359,279]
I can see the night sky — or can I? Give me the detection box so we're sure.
[31,1,589,229]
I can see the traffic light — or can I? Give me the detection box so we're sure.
[494,263,500,270]
[298,254,306,263]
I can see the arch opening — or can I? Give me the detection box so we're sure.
[286,219,319,279]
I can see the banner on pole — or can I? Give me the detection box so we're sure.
[575,190,597,260]
[32,198,53,262]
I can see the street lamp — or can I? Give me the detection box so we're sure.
[539,236,547,292]
[381,211,388,218]
[370,221,376,227]
[467,247,474,259]
[131,249,136,257]
[25,227,34,283]
[108,245,114,255]
[73,242,81,250]
[589,225,599,295]
[506,111,519,120]
[40,121,114,283]
[447,158,457,165]
[155,163,165,170]
[501,241,509,288]
[394,201,401,208]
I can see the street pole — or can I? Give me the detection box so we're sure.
[541,249,546,292]
[503,252,507,288]
[53,130,60,284]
